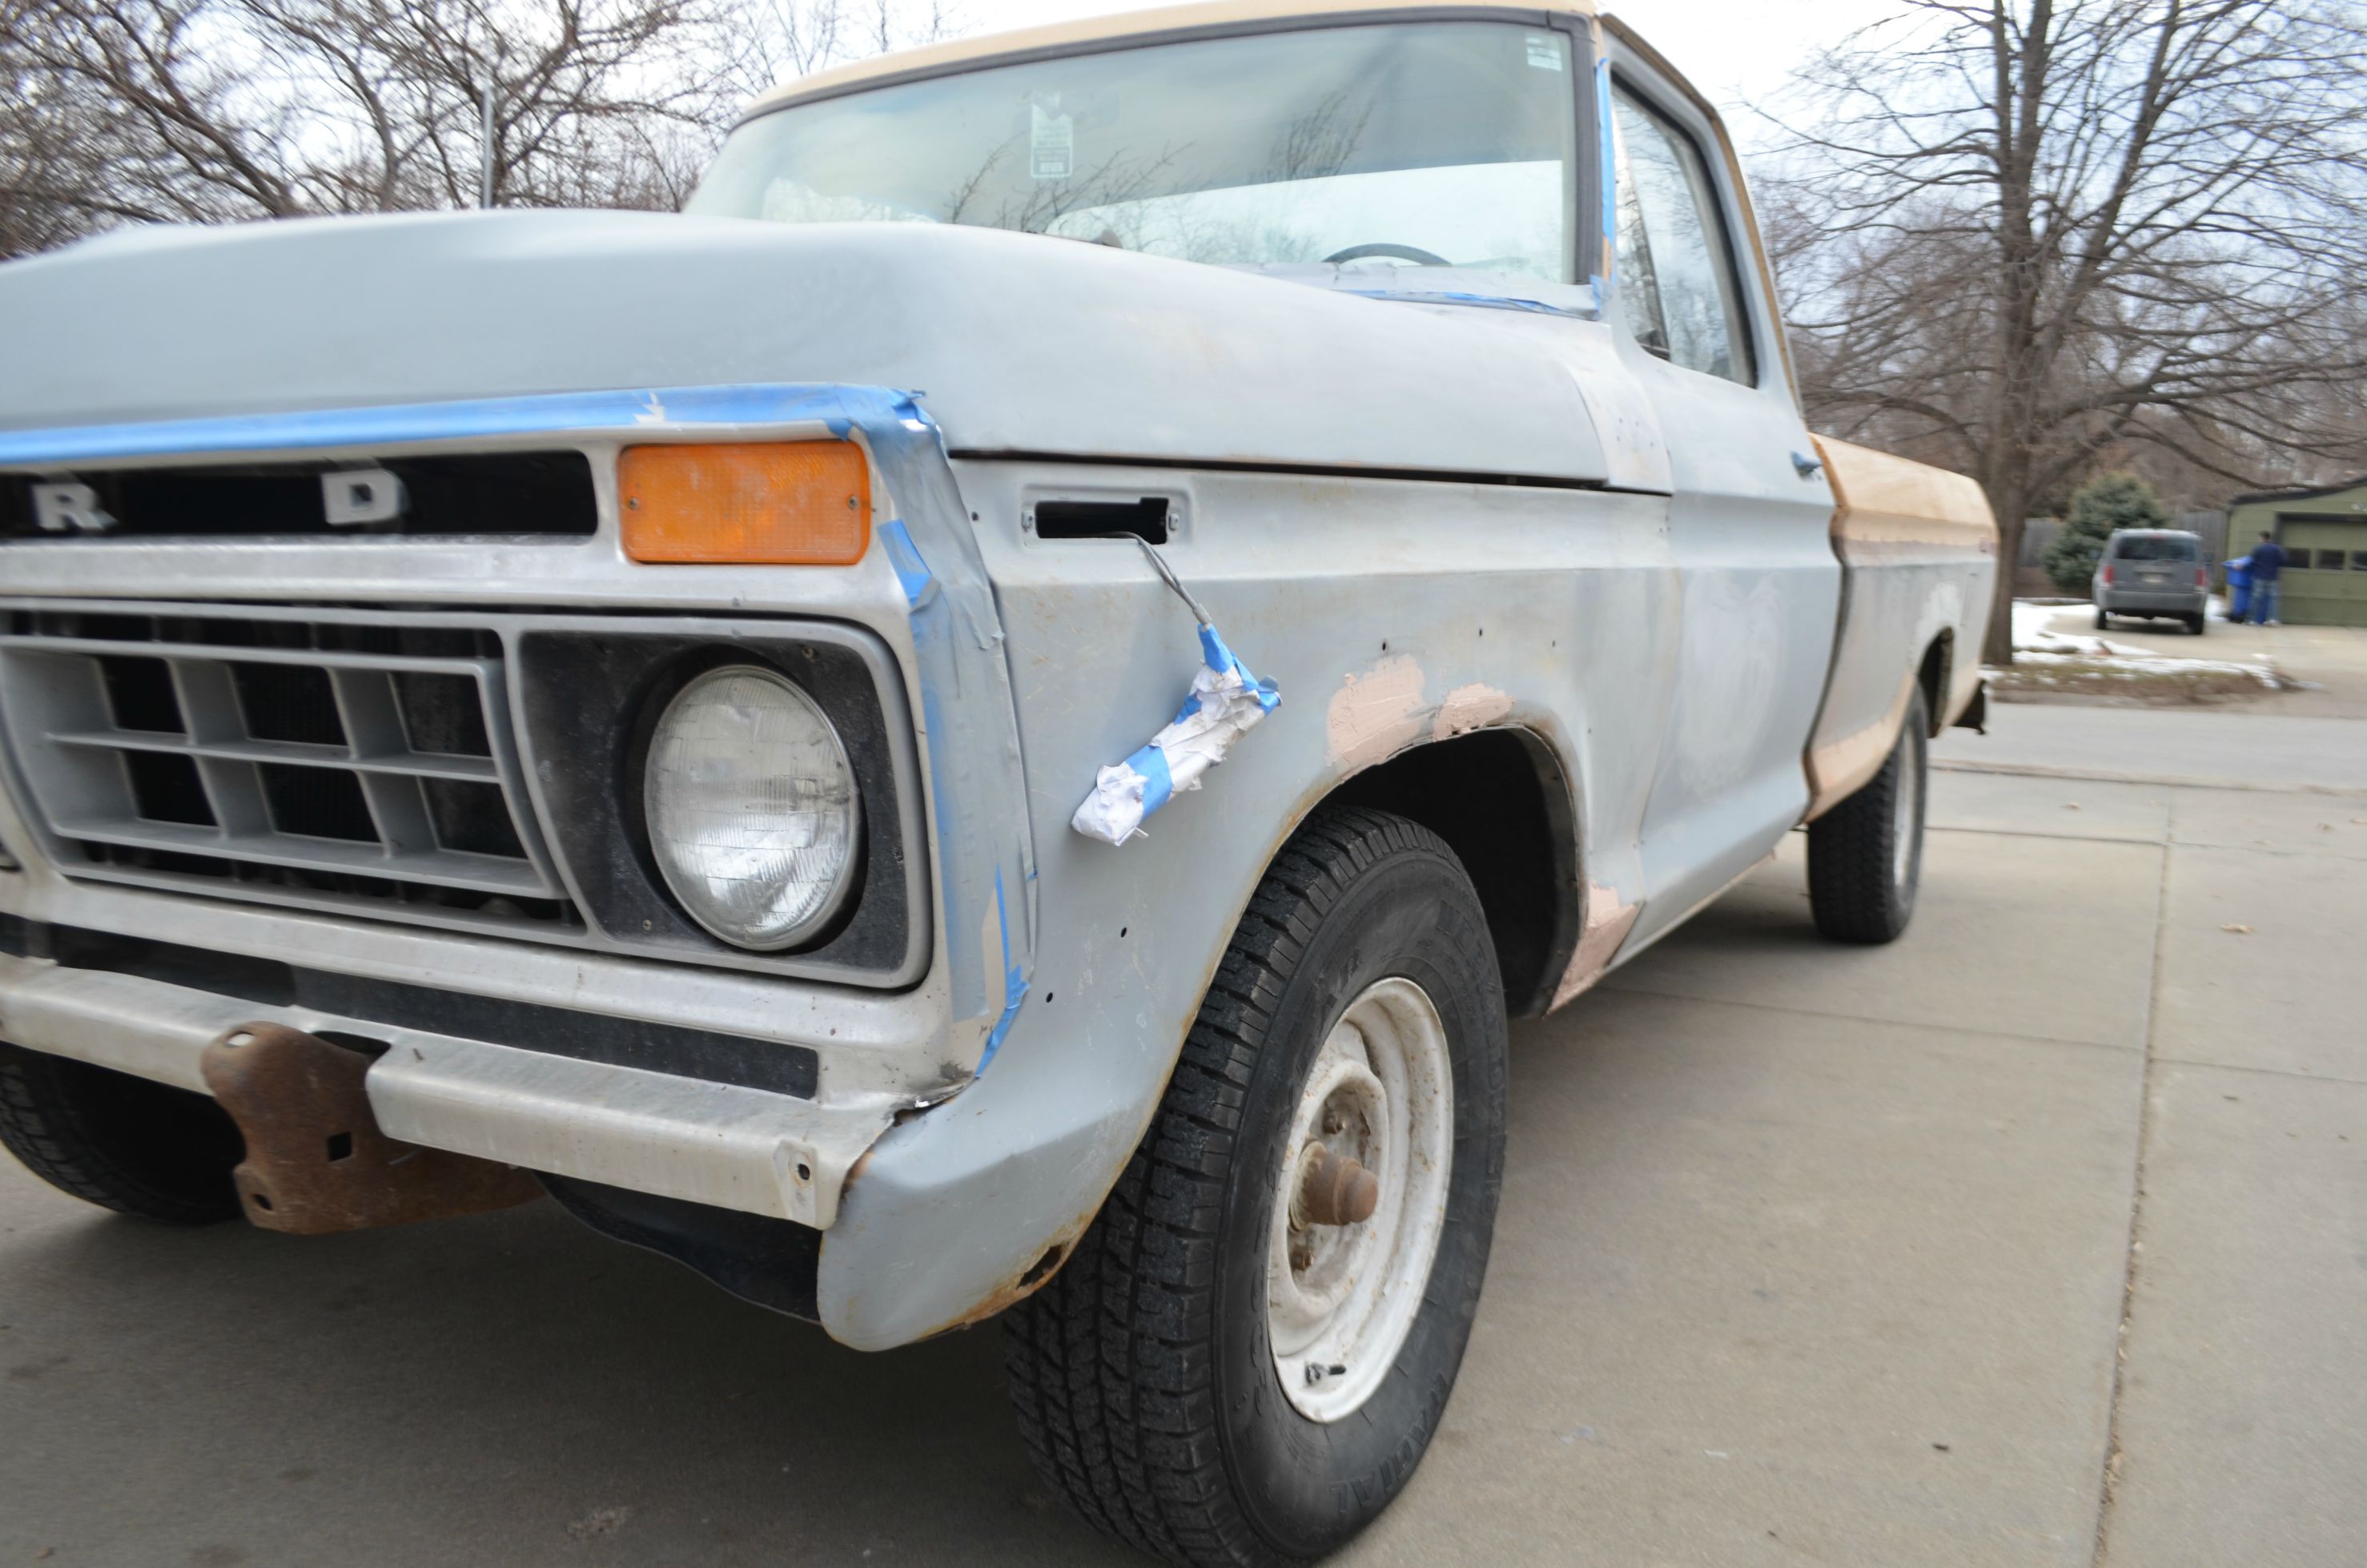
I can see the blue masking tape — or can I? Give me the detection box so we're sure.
[0,382,902,464]
[976,866,1027,1076]
[1198,623,1238,673]
[1132,744,1175,814]
[1198,624,1282,714]
[878,517,934,608]
[1596,58,1619,265]
[1341,289,1593,319]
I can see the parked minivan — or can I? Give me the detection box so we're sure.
[2096,529,2209,634]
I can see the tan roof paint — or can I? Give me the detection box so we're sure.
[745,0,1601,116]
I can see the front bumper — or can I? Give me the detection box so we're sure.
[0,945,885,1228]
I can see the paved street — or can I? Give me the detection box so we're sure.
[4,702,2363,1566]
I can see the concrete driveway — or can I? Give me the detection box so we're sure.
[4,708,2362,1566]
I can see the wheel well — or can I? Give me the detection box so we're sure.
[1918,633,1951,735]
[1324,730,1579,1019]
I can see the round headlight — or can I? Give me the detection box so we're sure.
[643,665,861,950]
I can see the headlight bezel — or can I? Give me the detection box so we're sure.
[641,661,865,953]
[512,621,926,987]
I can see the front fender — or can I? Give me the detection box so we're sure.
[816,460,1678,1349]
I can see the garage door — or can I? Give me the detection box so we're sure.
[2279,516,2367,627]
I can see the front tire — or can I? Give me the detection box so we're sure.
[0,1043,244,1224]
[1004,806,1508,1566]
[1807,688,1929,944]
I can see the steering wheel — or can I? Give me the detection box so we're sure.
[1323,243,1453,267]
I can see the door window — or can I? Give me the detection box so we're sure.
[1609,85,1755,384]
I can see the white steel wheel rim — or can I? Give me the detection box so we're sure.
[1268,976,1454,1422]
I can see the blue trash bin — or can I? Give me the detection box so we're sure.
[2225,557,2252,623]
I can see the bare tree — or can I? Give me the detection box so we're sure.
[1767,1,2367,663]
[0,0,961,255]
[714,0,958,112]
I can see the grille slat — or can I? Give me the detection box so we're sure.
[46,730,501,782]
[45,817,555,896]
[0,614,569,929]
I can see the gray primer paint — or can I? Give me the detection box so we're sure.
[0,196,1987,1349]
[0,212,1611,485]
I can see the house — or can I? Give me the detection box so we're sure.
[2225,477,2367,626]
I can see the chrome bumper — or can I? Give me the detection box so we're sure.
[0,951,890,1228]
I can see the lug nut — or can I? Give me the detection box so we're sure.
[1296,1141,1379,1228]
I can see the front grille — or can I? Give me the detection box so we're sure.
[0,600,926,987]
[1,452,597,540]
[0,606,573,933]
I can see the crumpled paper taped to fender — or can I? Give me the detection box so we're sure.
[1072,624,1280,846]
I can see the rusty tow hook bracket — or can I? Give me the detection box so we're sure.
[200,1022,541,1235]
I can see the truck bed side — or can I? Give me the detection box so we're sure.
[1802,436,1998,819]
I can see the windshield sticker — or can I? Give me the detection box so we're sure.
[1030,103,1075,180]
[1525,35,1565,71]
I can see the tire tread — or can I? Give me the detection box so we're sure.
[0,1043,241,1224]
[1806,691,1927,945]
[1004,807,1468,1567]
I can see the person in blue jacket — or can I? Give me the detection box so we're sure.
[2248,533,2287,625]
[2225,552,2252,623]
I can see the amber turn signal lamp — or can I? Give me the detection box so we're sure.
[620,441,870,565]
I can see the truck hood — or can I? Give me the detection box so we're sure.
[0,211,1609,484]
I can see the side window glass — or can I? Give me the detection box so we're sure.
[1609,85,1754,384]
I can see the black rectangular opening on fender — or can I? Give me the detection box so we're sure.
[1033,497,1170,543]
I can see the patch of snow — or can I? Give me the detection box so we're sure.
[2010,600,2080,647]
[2007,649,2284,685]
[1999,598,2297,690]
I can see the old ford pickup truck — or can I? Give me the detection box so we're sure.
[0,1,1994,1560]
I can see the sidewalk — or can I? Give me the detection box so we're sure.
[1936,706,2367,794]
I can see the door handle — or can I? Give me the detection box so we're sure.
[1790,451,1824,480]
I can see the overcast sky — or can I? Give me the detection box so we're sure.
[950,0,1911,123]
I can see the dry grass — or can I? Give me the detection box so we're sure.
[1989,657,2293,706]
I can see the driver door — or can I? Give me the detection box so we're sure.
[1600,49,1843,946]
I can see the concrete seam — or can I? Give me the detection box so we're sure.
[1589,981,2146,1058]
[1934,823,2367,864]
[2091,828,2173,1564]
[2146,1055,2367,1089]
[1930,825,2168,850]
[2161,841,2367,863]
[1935,758,2367,800]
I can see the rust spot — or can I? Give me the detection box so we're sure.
[200,1023,541,1235]
[1550,881,1642,1010]
[1295,1142,1380,1227]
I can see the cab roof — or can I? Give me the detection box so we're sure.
[744,0,1603,118]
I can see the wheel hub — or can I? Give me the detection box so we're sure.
[1268,977,1454,1421]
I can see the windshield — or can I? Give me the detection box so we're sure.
[2113,534,2200,561]
[690,22,1578,283]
